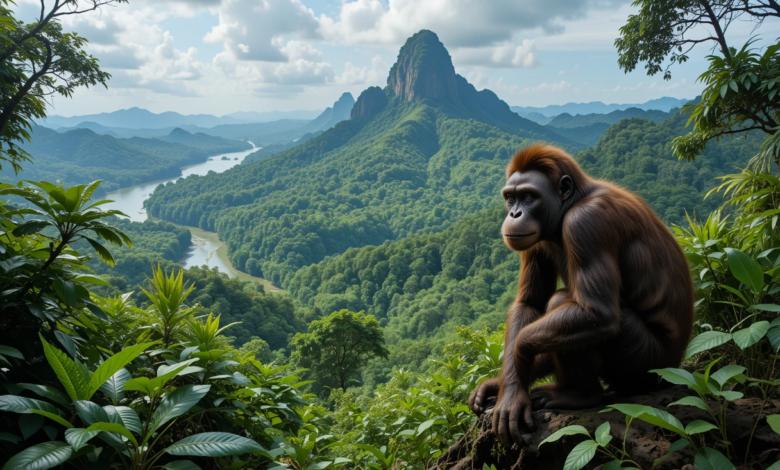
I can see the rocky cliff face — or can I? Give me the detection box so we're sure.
[351,87,388,120]
[387,30,460,104]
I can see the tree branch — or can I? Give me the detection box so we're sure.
[0,36,52,136]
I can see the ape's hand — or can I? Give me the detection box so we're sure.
[491,389,534,447]
[468,377,500,415]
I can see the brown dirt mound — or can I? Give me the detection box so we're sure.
[430,387,779,470]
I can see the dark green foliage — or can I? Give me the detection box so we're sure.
[547,107,673,128]
[85,218,192,290]
[183,266,305,350]
[291,309,388,392]
[288,207,516,384]
[1,127,220,194]
[146,98,559,288]
[577,113,763,224]
[547,122,611,148]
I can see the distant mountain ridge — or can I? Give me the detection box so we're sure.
[40,107,324,130]
[511,97,689,118]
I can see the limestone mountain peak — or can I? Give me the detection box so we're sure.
[387,30,460,104]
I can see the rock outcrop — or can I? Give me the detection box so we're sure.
[430,387,779,470]
[387,30,460,104]
[351,86,388,121]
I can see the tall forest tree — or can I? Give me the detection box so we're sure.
[291,310,389,392]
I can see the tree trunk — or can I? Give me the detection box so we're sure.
[430,387,780,470]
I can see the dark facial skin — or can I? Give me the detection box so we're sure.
[501,170,573,251]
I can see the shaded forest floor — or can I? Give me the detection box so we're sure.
[431,387,779,470]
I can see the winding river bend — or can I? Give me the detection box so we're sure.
[100,145,282,292]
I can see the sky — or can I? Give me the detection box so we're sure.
[12,0,772,117]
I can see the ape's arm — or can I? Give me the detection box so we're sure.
[498,245,558,398]
[512,209,622,392]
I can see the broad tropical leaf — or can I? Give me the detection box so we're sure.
[88,343,153,399]
[1,441,72,470]
[150,385,210,434]
[685,331,732,359]
[40,336,88,401]
[99,368,132,404]
[732,321,770,350]
[64,428,100,451]
[725,248,764,293]
[538,425,590,447]
[166,432,265,457]
[563,440,598,470]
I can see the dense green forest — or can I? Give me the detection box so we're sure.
[0,126,250,194]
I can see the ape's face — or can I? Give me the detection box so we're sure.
[501,170,571,251]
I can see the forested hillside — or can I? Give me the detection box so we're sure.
[288,206,515,384]
[146,31,576,287]
[0,126,250,193]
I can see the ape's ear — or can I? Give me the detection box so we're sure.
[559,175,573,201]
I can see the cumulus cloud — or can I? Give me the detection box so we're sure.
[336,55,387,85]
[455,39,539,68]
[318,0,627,49]
[205,0,321,62]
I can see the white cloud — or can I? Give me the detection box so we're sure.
[318,0,628,49]
[205,0,321,62]
[336,55,387,85]
[455,39,539,68]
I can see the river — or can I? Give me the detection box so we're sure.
[100,145,282,292]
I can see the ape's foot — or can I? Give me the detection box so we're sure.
[530,384,604,410]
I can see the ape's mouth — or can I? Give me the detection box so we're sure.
[503,232,536,238]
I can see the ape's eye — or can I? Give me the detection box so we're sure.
[524,194,534,202]
[505,194,516,203]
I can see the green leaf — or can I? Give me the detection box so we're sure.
[105,406,142,434]
[685,331,732,359]
[88,343,152,399]
[14,385,70,408]
[166,432,265,457]
[85,422,137,447]
[694,447,736,470]
[685,420,718,435]
[125,362,193,397]
[162,462,203,470]
[754,304,780,312]
[669,396,710,411]
[73,400,109,425]
[150,385,210,434]
[732,322,770,350]
[563,440,598,470]
[768,326,780,351]
[0,346,24,360]
[594,422,611,446]
[602,461,625,470]
[605,404,686,436]
[766,461,780,470]
[767,415,780,435]
[0,396,65,418]
[40,336,88,401]
[710,365,747,386]
[29,410,73,429]
[539,425,590,447]
[99,369,131,404]
[650,368,697,388]
[725,248,764,293]
[0,441,73,470]
[64,428,100,452]
[417,419,436,436]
